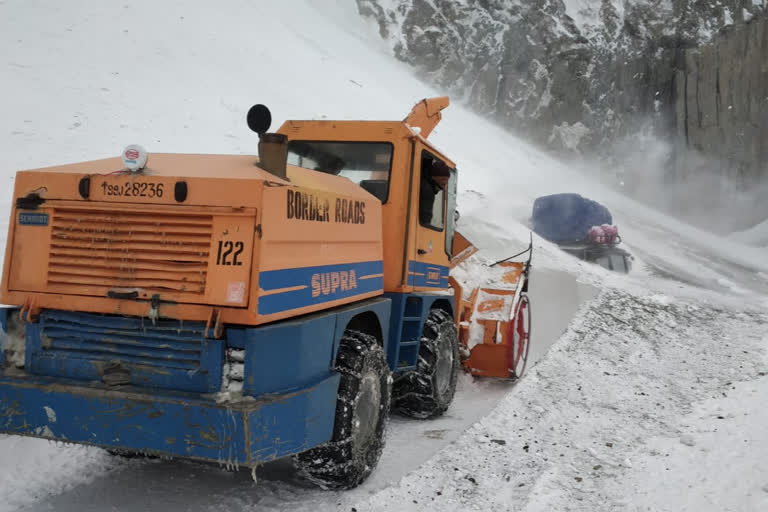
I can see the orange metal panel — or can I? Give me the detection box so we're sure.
[14,156,273,209]
[8,207,53,292]
[3,198,256,309]
[3,100,458,328]
[258,185,381,268]
[480,319,498,345]
[204,214,256,307]
[405,140,451,293]
[465,344,511,379]
[256,180,384,320]
[278,120,414,294]
[402,96,450,139]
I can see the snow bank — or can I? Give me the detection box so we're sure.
[354,293,768,511]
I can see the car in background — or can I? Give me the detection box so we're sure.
[531,193,633,273]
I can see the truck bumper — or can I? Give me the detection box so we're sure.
[0,372,339,466]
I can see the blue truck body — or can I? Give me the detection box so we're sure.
[0,292,452,465]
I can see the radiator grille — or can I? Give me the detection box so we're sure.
[41,310,206,370]
[32,310,222,393]
[47,207,212,297]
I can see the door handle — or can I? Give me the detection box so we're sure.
[417,249,427,255]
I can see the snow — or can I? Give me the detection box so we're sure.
[43,406,57,424]
[548,121,591,152]
[1,1,767,511]
[0,315,25,368]
[562,0,604,33]
[730,217,768,247]
[611,374,768,511]
[723,8,734,27]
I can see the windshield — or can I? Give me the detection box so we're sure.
[609,253,628,273]
[287,141,394,202]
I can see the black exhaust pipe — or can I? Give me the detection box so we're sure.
[257,133,288,180]
[247,104,287,180]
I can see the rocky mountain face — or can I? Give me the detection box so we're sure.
[356,0,768,230]
[675,14,767,186]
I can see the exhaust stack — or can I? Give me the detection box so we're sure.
[257,133,288,180]
[246,103,287,180]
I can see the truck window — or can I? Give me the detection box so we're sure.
[419,152,450,231]
[287,141,393,203]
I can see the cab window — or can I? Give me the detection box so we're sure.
[287,141,393,203]
[419,152,450,231]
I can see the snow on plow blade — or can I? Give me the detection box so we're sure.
[0,373,339,465]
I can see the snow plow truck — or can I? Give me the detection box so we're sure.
[0,98,475,489]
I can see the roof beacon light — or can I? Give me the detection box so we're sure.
[122,144,148,172]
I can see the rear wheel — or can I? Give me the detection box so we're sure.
[394,308,459,419]
[294,330,391,490]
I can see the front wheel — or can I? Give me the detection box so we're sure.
[394,308,459,419]
[294,330,391,490]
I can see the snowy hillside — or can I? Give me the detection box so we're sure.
[0,1,767,511]
[358,0,768,233]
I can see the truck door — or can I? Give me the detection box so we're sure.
[410,148,456,289]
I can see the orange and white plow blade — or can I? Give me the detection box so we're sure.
[454,261,529,379]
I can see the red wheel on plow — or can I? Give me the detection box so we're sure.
[507,293,531,379]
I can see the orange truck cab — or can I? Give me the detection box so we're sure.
[0,98,460,489]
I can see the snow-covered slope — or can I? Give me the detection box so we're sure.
[1,1,767,511]
[730,218,768,248]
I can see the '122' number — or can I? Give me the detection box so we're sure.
[216,241,244,266]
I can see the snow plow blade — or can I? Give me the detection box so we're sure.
[0,373,339,465]
[451,241,532,380]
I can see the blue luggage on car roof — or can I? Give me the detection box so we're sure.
[532,193,612,243]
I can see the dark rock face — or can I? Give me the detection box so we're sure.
[675,15,768,187]
[357,0,768,228]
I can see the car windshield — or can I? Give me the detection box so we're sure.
[594,255,611,270]
[287,141,394,202]
[609,253,628,273]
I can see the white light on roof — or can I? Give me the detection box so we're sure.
[121,144,148,172]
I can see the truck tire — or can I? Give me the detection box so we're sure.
[394,308,459,419]
[294,329,392,490]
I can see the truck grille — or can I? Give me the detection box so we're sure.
[31,310,223,393]
[47,207,212,296]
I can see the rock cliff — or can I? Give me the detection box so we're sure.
[357,0,767,228]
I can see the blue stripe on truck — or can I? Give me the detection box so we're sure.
[258,260,384,315]
[407,260,450,288]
